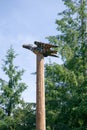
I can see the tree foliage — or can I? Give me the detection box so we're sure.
[45,0,87,129]
[0,47,36,130]
[0,47,27,117]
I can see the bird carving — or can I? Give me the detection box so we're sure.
[23,41,58,57]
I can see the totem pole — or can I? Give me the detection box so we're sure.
[22,41,58,130]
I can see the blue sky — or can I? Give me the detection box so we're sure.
[0,0,65,102]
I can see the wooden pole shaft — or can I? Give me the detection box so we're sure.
[36,54,46,130]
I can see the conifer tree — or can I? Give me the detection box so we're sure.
[0,46,27,117]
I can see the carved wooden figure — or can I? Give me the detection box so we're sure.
[23,41,58,57]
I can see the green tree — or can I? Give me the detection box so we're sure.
[13,103,36,130]
[45,0,87,129]
[0,47,27,129]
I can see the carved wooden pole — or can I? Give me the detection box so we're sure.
[36,54,46,130]
[22,41,58,130]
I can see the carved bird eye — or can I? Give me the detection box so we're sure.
[36,47,41,51]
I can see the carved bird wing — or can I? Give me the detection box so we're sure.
[34,41,58,49]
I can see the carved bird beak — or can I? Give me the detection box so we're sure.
[22,44,33,50]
